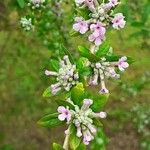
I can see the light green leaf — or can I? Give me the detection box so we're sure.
[43,87,52,97]
[71,83,85,106]
[69,125,81,150]
[38,113,63,128]
[52,143,64,150]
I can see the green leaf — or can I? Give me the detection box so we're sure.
[69,125,81,150]
[71,83,85,106]
[96,42,110,58]
[76,8,91,20]
[55,99,75,110]
[38,113,63,128]
[78,46,99,62]
[91,94,109,111]
[76,143,86,150]
[76,57,92,77]
[106,55,134,64]
[52,143,64,150]
[70,30,80,37]
[43,87,52,97]
[91,128,108,150]
[50,59,60,72]
[17,0,25,8]
[86,88,109,111]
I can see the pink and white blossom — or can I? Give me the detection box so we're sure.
[118,56,129,71]
[89,22,106,45]
[108,0,119,7]
[112,13,126,29]
[73,17,89,34]
[57,106,71,123]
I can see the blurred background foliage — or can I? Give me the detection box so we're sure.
[0,0,150,150]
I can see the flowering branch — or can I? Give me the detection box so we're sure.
[19,0,133,149]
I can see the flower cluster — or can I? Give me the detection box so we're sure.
[57,99,107,145]
[27,0,45,9]
[20,17,33,31]
[89,56,129,94]
[45,55,79,95]
[73,0,126,46]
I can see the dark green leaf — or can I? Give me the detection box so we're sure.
[96,42,110,58]
[55,99,75,110]
[78,46,99,62]
[76,143,86,150]
[37,113,63,128]
[50,59,60,72]
[17,0,25,8]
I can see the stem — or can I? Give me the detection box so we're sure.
[63,127,71,150]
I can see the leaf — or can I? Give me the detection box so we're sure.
[76,8,91,20]
[76,57,92,77]
[69,125,81,150]
[106,55,134,64]
[37,113,63,128]
[78,46,99,62]
[17,0,25,8]
[52,143,64,150]
[91,128,108,150]
[55,99,75,110]
[70,30,80,37]
[86,88,109,111]
[43,87,52,97]
[71,83,85,106]
[50,59,60,72]
[91,94,109,111]
[76,143,86,150]
[96,42,110,58]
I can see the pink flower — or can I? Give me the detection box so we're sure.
[57,106,71,123]
[89,22,106,45]
[118,56,129,71]
[112,13,126,29]
[108,0,119,7]
[73,17,89,34]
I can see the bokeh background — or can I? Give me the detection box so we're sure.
[0,0,150,150]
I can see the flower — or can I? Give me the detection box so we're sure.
[112,13,126,29]
[57,106,71,123]
[88,22,106,46]
[28,0,45,8]
[73,17,89,34]
[118,56,129,71]
[45,55,79,95]
[89,58,121,93]
[108,0,119,7]
[90,22,106,36]
[20,17,33,31]
[58,98,107,145]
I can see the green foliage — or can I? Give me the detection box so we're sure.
[91,128,108,150]
[69,125,81,150]
[43,87,52,97]
[17,0,25,8]
[71,83,85,106]
[52,143,64,150]
[38,113,63,128]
